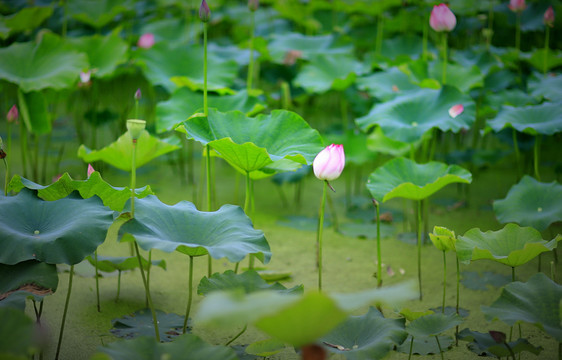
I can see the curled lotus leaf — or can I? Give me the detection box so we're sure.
[0,260,58,305]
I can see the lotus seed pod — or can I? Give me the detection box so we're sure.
[126,119,146,140]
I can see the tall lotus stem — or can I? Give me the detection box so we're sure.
[95,250,100,312]
[534,135,541,181]
[512,129,521,179]
[374,199,382,287]
[442,250,446,312]
[317,181,328,291]
[245,171,256,270]
[442,32,448,84]
[543,6,554,74]
[247,6,256,91]
[422,12,428,61]
[435,335,444,360]
[417,200,423,300]
[456,255,460,345]
[375,12,384,55]
[182,255,194,333]
[54,265,74,360]
[515,12,521,54]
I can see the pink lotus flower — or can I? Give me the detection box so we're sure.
[7,104,18,123]
[313,144,345,181]
[509,0,526,12]
[137,33,155,49]
[430,4,457,32]
[448,104,464,118]
[544,6,555,27]
[87,164,95,178]
[134,88,142,101]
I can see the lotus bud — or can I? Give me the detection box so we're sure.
[134,88,142,101]
[7,104,18,123]
[428,226,456,252]
[508,0,526,13]
[313,144,345,182]
[126,119,146,141]
[544,6,555,27]
[199,0,211,23]
[489,331,507,344]
[87,164,95,178]
[137,33,155,49]
[430,4,457,32]
[448,104,464,118]
[80,70,91,84]
[0,137,5,160]
[248,0,259,12]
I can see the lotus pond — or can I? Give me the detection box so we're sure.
[0,0,561,359]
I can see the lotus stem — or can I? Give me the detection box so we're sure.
[95,250,101,312]
[408,336,414,360]
[247,10,255,91]
[374,199,382,287]
[456,255,460,345]
[116,270,121,302]
[146,249,152,308]
[182,255,194,334]
[55,264,74,360]
[417,200,423,300]
[534,135,541,181]
[442,250,446,313]
[375,12,384,55]
[61,0,67,38]
[3,158,8,196]
[558,342,561,360]
[281,81,291,110]
[203,22,208,116]
[442,32,448,85]
[326,190,338,232]
[486,0,495,49]
[206,144,213,277]
[19,117,28,179]
[225,324,247,346]
[317,181,328,291]
[32,299,44,322]
[512,129,521,179]
[131,141,137,215]
[435,335,444,360]
[544,26,550,75]
[515,12,521,54]
[422,11,428,61]
[245,171,256,270]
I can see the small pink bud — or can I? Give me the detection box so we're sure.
[448,104,464,118]
[134,88,142,101]
[87,164,95,178]
[489,331,506,344]
[80,70,91,84]
[430,4,457,32]
[199,0,211,23]
[248,0,259,12]
[544,6,555,27]
[509,0,526,13]
[7,104,18,123]
[313,144,345,181]
[137,33,155,49]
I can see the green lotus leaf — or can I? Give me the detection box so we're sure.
[155,88,265,133]
[486,102,562,135]
[78,130,180,171]
[429,226,456,252]
[326,130,376,166]
[136,42,238,93]
[406,313,463,338]
[380,34,425,61]
[356,86,476,143]
[366,127,426,156]
[458,328,543,358]
[0,260,58,305]
[493,176,562,231]
[68,32,128,78]
[9,172,153,212]
[0,33,88,92]
[0,6,53,39]
[452,48,503,77]
[140,18,200,47]
[86,255,166,273]
[0,308,39,359]
[456,223,560,267]
[266,33,351,64]
[18,90,50,135]
[294,54,369,94]
[110,309,184,342]
[428,62,484,93]
[366,157,472,202]
[357,67,420,101]
[67,0,133,28]
[197,270,303,296]
[245,338,286,357]
[332,0,401,15]
[92,333,237,360]
[119,195,271,263]
[522,49,562,72]
[486,89,539,111]
[460,271,511,291]
[0,189,113,265]
[177,109,324,176]
[397,335,453,355]
[208,43,253,66]
[331,282,417,312]
[320,307,407,360]
[481,273,562,342]
[529,75,562,102]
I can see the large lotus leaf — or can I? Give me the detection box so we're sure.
[428,62,484,93]
[456,223,560,267]
[0,260,58,304]
[356,67,419,101]
[140,18,199,47]
[119,195,271,263]
[294,54,369,94]
[366,157,472,202]
[266,33,351,64]
[67,0,133,28]
[110,309,184,342]
[320,307,407,360]
[332,0,401,15]
[86,255,166,273]
[356,86,476,143]
[366,127,425,157]
[177,109,324,174]
[0,33,88,92]
[9,173,153,212]
[207,43,253,67]
[529,75,562,102]
[522,49,562,72]
[486,89,539,111]
[380,34,425,61]
[0,189,113,265]
[136,42,238,93]
[406,313,463,338]
[481,273,562,342]
[0,308,39,359]
[330,282,417,312]
[78,130,180,171]
[326,130,376,166]
[68,32,128,78]
[486,102,562,135]
[458,328,543,358]
[92,333,237,360]
[197,270,303,296]
[0,6,53,40]
[156,88,265,133]
[493,176,562,231]
[452,48,503,77]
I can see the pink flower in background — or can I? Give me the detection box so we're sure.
[87,164,95,178]
[544,6,555,27]
[79,70,91,84]
[448,104,464,118]
[137,33,155,49]
[7,104,18,123]
[134,88,142,101]
[313,144,345,181]
[248,0,259,12]
[509,0,526,12]
[430,4,457,32]
[199,0,211,23]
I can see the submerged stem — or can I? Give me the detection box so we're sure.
[417,200,423,300]
[55,265,74,360]
[183,256,194,334]
[317,181,328,291]
[375,200,382,287]
[435,335,444,360]
[95,250,100,312]
[442,250,447,313]
[134,241,160,342]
